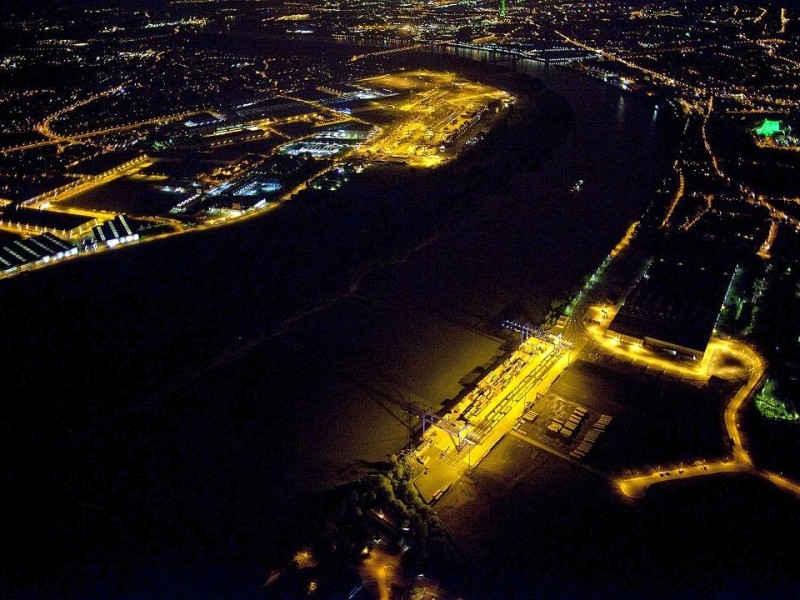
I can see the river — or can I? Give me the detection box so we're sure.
[0,47,677,597]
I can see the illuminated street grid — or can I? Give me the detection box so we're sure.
[0,70,512,280]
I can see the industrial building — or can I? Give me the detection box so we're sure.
[0,232,77,274]
[606,238,736,360]
[91,215,139,248]
[0,207,101,240]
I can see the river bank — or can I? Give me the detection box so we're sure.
[0,45,679,597]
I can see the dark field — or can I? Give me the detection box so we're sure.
[548,358,729,472]
[437,435,800,599]
[64,176,189,215]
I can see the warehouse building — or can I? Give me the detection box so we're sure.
[607,239,736,360]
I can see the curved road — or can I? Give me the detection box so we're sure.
[602,331,800,500]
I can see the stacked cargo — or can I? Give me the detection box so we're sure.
[546,421,563,436]
[570,414,612,460]
[594,414,613,431]
[523,410,538,423]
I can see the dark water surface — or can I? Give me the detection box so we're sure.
[1,53,677,597]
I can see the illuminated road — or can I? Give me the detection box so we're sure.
[701,96,723,178]
[35,82,131,145]
[660,160,684,229]
[349,43,424,63]
[556,215,797,501]
[590,314,800,501]
[680,193,712,231]
[25,155,154,209]
[698,98,800,237]
[554,30,687,92]
[277,93,371,126]
[612,336,763,499]
[68,110,204,141]
[2,109,207,154]
[554,29,796,110]
[354,71,513,168]
[2,103,362,280]
[406,276,789,507]
[359,548,401,600]
[617,461,748,499]
[4,70,513,285]
[723,341,763,467]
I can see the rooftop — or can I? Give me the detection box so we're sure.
[608,238,735,356]
[755,119,783,137]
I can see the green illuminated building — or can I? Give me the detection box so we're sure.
[754,379,799,422]
[755,119,783,137]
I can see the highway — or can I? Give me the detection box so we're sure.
[35,82,131,144]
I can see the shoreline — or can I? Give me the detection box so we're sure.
[0,41,681,598]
